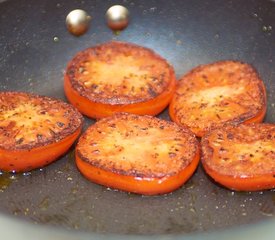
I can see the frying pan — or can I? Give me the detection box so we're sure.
[0,0,274,239]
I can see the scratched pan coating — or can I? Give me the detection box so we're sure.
[0,0,274,236]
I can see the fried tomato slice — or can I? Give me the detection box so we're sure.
[0,91,83,172]
[75,112,200,195]
[64,41,176,119]
[169,61,267,137]
[201,123,275,191]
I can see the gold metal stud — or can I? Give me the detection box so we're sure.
[66,9,91,36]
[106,5,129,31]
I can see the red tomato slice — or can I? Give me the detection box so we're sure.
[201,123,275,191]
[64,41,176,119]
[75,112,200,195]
[169,61,267,137]
[0,92,83,172]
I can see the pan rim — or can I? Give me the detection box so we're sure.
[0,212,274,240]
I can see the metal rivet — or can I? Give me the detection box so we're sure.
[106,5,129,31]
[66,9,91,36]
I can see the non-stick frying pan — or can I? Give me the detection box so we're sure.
[0,0,274,239]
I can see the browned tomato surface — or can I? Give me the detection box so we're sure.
[169,61,267,137]
[64,41,176,119]
[0,91,83,172]
[75,112,200,195]
[201,123,275,191]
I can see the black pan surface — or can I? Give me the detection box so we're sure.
[0,0,274,236]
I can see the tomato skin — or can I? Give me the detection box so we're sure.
[0,127,81,172]
[243,81,267,124]
[75,148,200,195]
[64,73,176,119]
[203,163,275,191]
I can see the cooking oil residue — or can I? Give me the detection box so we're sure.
[272,194,275,206]
[0,171,17,191]
[262,25,272,33]
[38,196,50,211]
[259,204,274,217]
[252,12,273,34]
[113,30,121,36]
[149,7,157,13]
[53,36,59,42]
[68,149,75,162]
[176,40,182,45]
[62,149,75,172]
[183,179,196,190]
